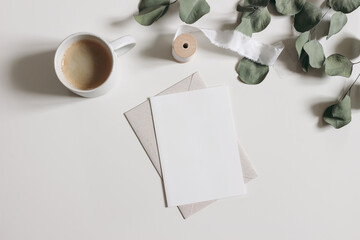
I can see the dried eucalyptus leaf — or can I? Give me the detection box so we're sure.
[134,4,169,26]
[138,0,170,11]
[325,54,353,77]
[323,95,351,129]
[303,40,325,68]
[237,58,269,84]
[327,0,360,13]
[243,6,271,33]
[236,18,253,37]
[295,31,310,59]
[327,12,348,39]
[294,2,322,32]
[179,0,210,24]
[275,0,306,15]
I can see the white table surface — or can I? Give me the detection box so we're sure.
[1,0,360,239]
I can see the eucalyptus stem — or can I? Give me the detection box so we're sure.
[310,7,331,36]
[342,73,360,100]
[170,0,177,5]
[321,7,331,19]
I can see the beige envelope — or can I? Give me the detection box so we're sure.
[124,72,258,219]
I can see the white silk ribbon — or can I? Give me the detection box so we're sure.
[173,25,284,65]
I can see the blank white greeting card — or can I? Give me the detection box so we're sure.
[150,86,246,207]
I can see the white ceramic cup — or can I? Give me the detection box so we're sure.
[54,32,136,97]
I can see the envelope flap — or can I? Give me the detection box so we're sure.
[159,72,206,96]
[125,101,162,175]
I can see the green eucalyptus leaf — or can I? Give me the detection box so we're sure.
[237,58,269,84]
[237,0,256,12]
[325,54,353,77]
[238,0,269,8]
[327,0,360,13]
[275,0,306,15]
[243,7,271,32]
[323,95,351,129]
[179,0,210,24]
[138,0,170,11]
[247,0,269,6]
[134,4,169,26]
[303,40,325,68]
[300,50,310,72]
[294,2,322,32]
[327,12,348,40]
[295,31,310,59]
[237,4,256,12]
[236,18,253,37]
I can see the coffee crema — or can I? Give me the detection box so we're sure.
[61,39,112,90]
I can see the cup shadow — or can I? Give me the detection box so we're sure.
[10,50,76,97]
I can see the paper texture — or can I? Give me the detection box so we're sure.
[174,25,284,66]
[124,72,257,217]
[150,86,246,207]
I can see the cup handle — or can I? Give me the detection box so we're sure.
[110,36,136,56]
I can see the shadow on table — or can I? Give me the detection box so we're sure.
[335,37,360,60]
[313,20,330,40]
[310,99,335,128]
[140,33,174,61]
[10,50,76,97]
[276,37,326,79]
[110,14,135,28]
[310,84,360,128]
[350,85,360,109]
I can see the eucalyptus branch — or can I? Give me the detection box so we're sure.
[321,7,331,19]
[134,0,210,25]
[342,73,360,100]
[310,7,331,36]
